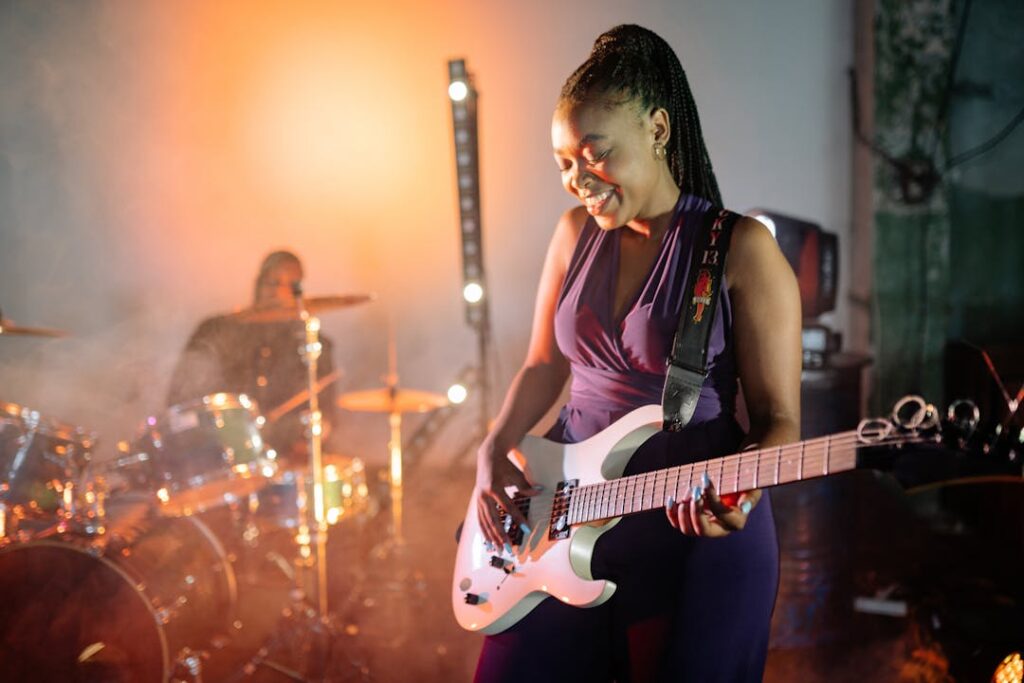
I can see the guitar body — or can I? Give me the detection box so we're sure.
[452,404,663,634]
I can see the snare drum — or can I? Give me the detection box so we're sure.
[0,401,95,524]
[0,506,237,681]
[250,454,370,531]
[117,393,277,515]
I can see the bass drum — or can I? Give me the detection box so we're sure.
[0,509,237,682]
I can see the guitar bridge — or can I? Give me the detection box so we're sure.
[548,479,578,541]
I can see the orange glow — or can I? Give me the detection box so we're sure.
[119,0,476,313]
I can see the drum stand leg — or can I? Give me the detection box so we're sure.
[231,301,369,682]
[230,591,372,683]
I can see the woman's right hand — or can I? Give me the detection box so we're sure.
[474,438,540,550]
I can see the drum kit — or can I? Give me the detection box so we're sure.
[0,300,451,682]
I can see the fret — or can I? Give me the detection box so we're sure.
[798,440,804,481]
[823,435,830,476]
[752,449,759,489]
[773,445,780,485]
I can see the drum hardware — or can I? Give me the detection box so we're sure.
[234,282,363,681]
[111,392,279,516]
[264,368,343,425]
[0,400,97,540]
[228,294,375,325]
[336,333,449,545]
[247,453,370,534]
[0,505,238,681]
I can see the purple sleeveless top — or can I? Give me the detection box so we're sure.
[547,192,738,443]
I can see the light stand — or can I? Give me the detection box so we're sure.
[448,58,493,440]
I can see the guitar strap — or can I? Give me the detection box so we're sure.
[662,206,740,432]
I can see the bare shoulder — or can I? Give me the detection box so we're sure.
[726,216,792,292]
[548,205,589,270]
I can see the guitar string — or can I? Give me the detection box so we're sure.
[499,430,924,529]
[561,431,921,524]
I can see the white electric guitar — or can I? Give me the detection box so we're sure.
[452,395,1019,634]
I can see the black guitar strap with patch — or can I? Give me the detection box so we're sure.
[662,207,740,432]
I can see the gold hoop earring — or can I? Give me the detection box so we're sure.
[653,143,666,161]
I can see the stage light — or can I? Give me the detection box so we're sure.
[448,80,469,102]
[448,58,488,331]
[447,383,469,405]
[993,652,1023,683]
[463,282,484,304]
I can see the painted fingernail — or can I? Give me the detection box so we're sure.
[693,485,703,500]
[519,522,531,535]
[485,541,495,552]
[741,501,753,515]
[666,495,675,507]
[504,542,514,555]
[701,472,710,488]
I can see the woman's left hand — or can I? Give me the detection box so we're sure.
[664,474,761,537]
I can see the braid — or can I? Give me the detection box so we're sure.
[560,24,722,206]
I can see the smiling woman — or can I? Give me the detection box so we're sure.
[470,24,801,683]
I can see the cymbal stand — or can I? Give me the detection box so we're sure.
[385,326,404,545]
[239,296,339,681]
[294,295,330,618]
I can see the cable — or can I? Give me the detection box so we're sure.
[945,103,1024,170]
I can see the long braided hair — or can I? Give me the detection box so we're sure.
[559,24,722,207]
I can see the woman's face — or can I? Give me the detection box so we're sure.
[552,98,669,230]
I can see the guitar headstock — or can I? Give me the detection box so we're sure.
[855,395,1023,490]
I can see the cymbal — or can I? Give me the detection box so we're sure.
[338,387,449,414]
[0,318,68,338]
[231,294,374,323]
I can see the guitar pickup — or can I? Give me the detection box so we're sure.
[549,479,578,541]
[499,498,530,546]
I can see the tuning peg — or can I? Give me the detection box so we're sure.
[946,399,980,437]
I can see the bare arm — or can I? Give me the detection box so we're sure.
[730,216,802,449]
[667,216,802,536]
[475,207,585,547]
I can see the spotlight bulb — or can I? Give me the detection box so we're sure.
[463,282,484,304]
[448,383,469,405]
[448,81,469,102]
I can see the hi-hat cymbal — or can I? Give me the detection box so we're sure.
[231,294,375,323]
[338,387,449,414]
[0,318,68,338]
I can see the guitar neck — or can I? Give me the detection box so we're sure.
[566,430,866,526]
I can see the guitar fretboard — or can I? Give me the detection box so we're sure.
[561,428,908,526]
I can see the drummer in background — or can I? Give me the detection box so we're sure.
[166,250,342,466]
